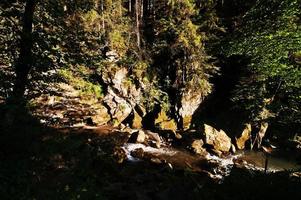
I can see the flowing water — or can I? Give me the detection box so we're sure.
[122,143,301,181]
[237,150,301,172]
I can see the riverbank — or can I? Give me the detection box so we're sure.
[1,105,300,200]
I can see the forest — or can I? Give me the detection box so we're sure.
[0,0,301,199]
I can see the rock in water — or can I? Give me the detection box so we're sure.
[191,139,207,155]
[236,123,251,150]
[231,144,236,154]
[128,130,146,143]
[145,130,162,148]
[203,124,232,152]
[256,122,269,149]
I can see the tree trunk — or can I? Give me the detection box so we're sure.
[141,0,144,18]
[135,0,141,48]
[12,0,36,101]
[129,0,132,13]
[101,0,105,30]
[94,0,101,32]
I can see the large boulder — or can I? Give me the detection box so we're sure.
[128,130,146,143]
[145,130,162,148]
[178,89,207,130]
[203,124,232,152]
[90,104,111,125]
[103,88,132,126]
[101,67,143,126]
[236,123,251,150]
[102,67,141,104]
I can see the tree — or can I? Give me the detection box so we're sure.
[222,0,301,131]
[149,0,218,128]
[12,0,36,100]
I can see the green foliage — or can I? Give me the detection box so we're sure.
[0,2,23,66]
[153,0,218,93]
[58,68,103,99]
[223,0,301,125]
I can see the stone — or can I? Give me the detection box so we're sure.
[231,144,236,154]
[203,124,232,152]
[191,139,207,155]
[145,130,162,148]
[178,88,208,130]
[128,130,146,143]
[256,122,268,149]
[103,88,132,126]
[150,158,162,164]
[132,110,142,129]
[131,148,145,158]
[113,147,127,163]
[236,123,251,150]
[90,105,111,125]
[211,149,223,157]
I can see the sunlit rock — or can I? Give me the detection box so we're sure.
[128,130,146,144]
[203,124,232,152]
[131,110,143,129]
[145,130,162,148]
[100,67,143,126]
[103,88,132,126]
[178,89,206,130]
[236,123,251,150]
[90,104,111,125]
[191,139,207,156]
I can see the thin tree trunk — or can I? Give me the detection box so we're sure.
[119,0,122,17]
[136,0,141,48]
[141,0,144,18]
[12,0,36,101]
[153,0,155,19]
[101,0,105,30]
[129,0,132,13]
[94,0,100,32]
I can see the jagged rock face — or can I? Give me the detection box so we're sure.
[101,67,142,125]
[103,88,132,126]
[236,123,251,150]
[90,105,111,125]
[179,89,204,130]
[102,67,141,104]
[203,124,232,152]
